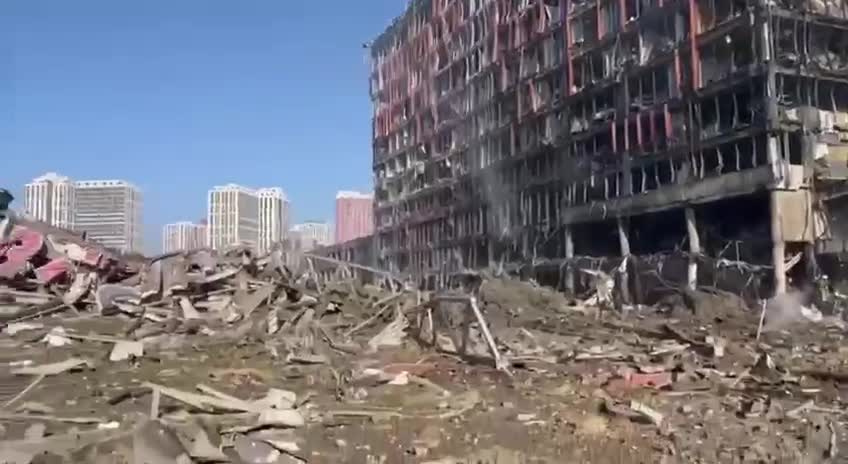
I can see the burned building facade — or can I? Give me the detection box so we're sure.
[370,0,848,294]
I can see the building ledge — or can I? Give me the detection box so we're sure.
[562,165,777,224]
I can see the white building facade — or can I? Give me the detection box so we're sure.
[162,222,207,252]
[24,172,75,230]
[291,221,332,251]
[74,180,143,253]
[257,188,290,254]
[208,184,289,254]
[207,184,259,250]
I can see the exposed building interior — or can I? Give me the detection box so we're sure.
[369,0,848,296]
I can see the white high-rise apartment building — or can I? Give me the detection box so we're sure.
[291,221,332,251]
[24,172,75,230]
[257,188,290,254]
[74,180,143,253]
[207,184,259,250]
[162,222,207,252]
[208,184,290,254]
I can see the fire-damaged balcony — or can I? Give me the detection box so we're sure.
[370,0,848,297]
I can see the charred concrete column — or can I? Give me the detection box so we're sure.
[801,134,818,286]
[487,237,495,269]
[762,10,779,131]
[564,226,575,295]
[617,218,632,304]
[685,207,701,290]
[770,190,787,295]
[805,242,818,285]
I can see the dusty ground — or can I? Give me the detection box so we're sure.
[1,272,848,463]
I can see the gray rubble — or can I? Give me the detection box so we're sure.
[1,224,848,463]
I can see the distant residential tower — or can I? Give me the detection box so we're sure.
[162,222,207,252]
[24,172,75,230]
[74,180,143,253]
[291,221,332,251]
[257,187,290,254]
[335,191,373,244]
[207,184,260,251]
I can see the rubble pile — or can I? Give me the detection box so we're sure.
[1,224,848,463]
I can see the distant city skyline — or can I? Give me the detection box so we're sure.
[5,1,384,255]
[18,173,369,254]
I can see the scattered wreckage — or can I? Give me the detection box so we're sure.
[1,216,848,463]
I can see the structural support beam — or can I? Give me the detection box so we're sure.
[770,190,786,295]
[487,238,495,269]
[617,218,632,304]
[685,207,701,291]
[564,226,575,295]
[805,242,818,285]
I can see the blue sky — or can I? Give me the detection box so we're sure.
[1,0,400,253]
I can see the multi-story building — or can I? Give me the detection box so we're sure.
[207,184,260,251]
[370,0,848,293]
[335,191,373,243]
[24,172,75,230]
[162,221,207,252]
[291,221,332,251]
[257,187,290,254]
[74,180,143,253]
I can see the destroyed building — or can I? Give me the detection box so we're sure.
[370,0,848,294]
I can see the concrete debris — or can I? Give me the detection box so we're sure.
[234,434,283,464]
[95,284,141,314]
[4,322,44,335]
[108,340,144,362]
[5,224,848,461]
[627,401,664,427]
[42,327,73,347]
[366,307,408,352]
[133,420,191,464]
[22,423,45,441]
[11,358,91,377]
[184,424,229,461]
